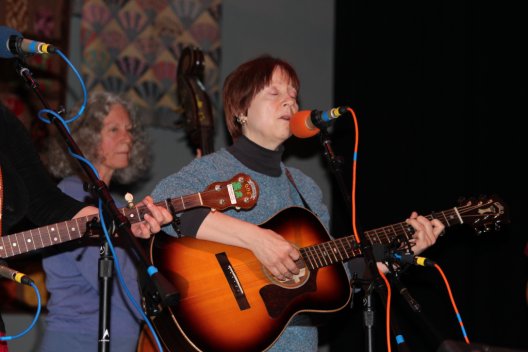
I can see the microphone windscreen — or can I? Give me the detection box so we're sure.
[0,26,21,59]
[290,110,319,138]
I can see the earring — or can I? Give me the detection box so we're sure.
[236,115,248,126]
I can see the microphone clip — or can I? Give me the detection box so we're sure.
[309,106,348,130]
[386,249,436,269]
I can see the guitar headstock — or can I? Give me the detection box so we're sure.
[202,173,259,211]
[456,195,509,235]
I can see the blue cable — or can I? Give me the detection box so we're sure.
[36,50,87,124]
[37,108,70,128]
[0,282,41,341]
[98,200,164,352]
[57,49,87,122]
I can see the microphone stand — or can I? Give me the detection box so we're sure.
[362,280,376,352]
[315,113,351,213]
[313,110,409,352]
[14,58,179,351]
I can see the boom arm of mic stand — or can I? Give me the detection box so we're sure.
[14,60,179,307]
[388,273,445,347]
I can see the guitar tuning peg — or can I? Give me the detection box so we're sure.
[124,192,135,209]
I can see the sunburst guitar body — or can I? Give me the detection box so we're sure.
[144,196,508,352]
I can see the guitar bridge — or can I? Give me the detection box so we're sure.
[215,252,250,310]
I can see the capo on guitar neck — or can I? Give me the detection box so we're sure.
[166,198,183,238]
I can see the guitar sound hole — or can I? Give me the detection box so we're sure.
[263,263,310,289]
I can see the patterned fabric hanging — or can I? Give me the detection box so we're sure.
[80,0,222,129]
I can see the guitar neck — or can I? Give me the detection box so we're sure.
[299,207,463,270]
[0,192,206,259]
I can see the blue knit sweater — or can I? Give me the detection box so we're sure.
[152,143,330,236]
[151,137,333,351]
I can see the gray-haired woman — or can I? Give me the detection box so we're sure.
[40,92,155,352]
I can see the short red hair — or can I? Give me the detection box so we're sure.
[223,55,300,140]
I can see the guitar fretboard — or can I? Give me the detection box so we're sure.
[299,207,464,270]
[0,192,208,259]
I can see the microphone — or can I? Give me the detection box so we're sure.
[0,261,34,286]
[389,275,422,312]
[0,26,56,59]
[391,252,436,267]
[290,106,348,138]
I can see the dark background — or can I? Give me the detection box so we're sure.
[324,1,527,351]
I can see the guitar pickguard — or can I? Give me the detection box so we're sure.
[259,270,317,318]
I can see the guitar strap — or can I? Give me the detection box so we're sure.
[285,168,312,212]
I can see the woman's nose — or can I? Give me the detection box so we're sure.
[283,97,298,113]
[283,95,297,108]
[283,97,293,106]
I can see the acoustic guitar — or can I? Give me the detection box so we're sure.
[0,173,258,260]
[145,196,508,352]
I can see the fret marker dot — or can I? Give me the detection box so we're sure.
[129,214,135,218]
[51,227,56,232]
[13,243,17,247]
[0,246,3,250]
[71,228,76,231]
[53,237,58,242]
[27,239,32,243]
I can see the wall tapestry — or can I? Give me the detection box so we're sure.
[80,0,222,129]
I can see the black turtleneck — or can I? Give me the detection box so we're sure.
[227,135,284,177]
